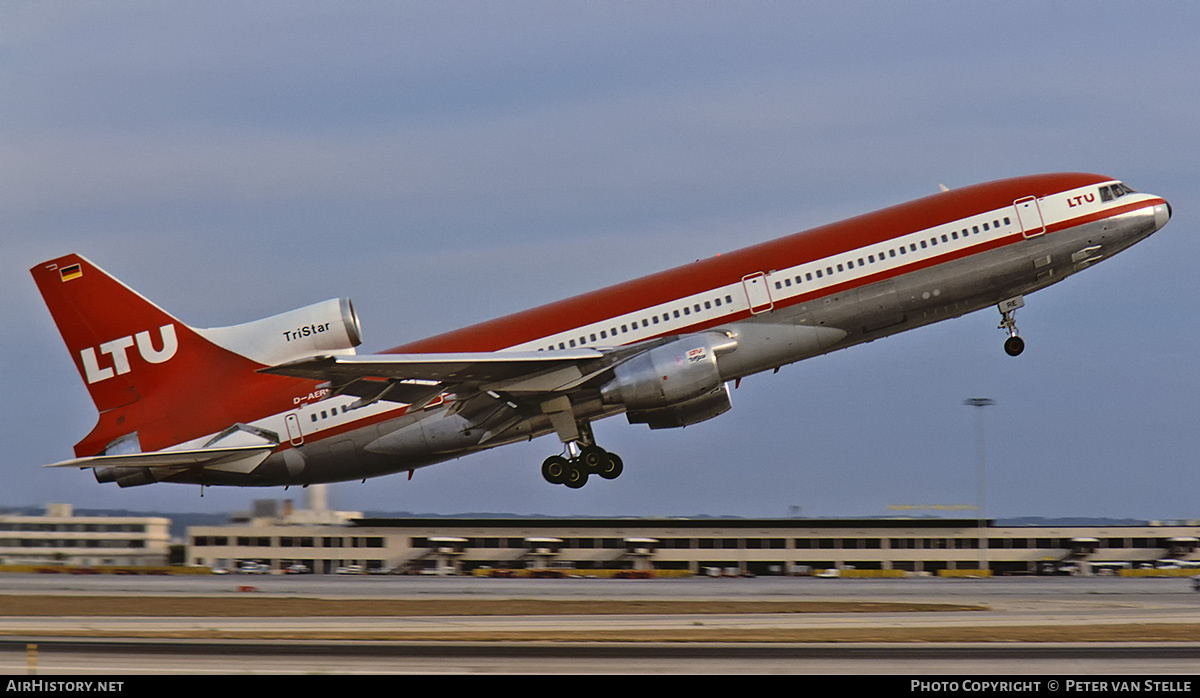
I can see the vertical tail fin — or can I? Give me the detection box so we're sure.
[32,255,188,415]
[30,254,289,456]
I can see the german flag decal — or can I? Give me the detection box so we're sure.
[59,263,82,282]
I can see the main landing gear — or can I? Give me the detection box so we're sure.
[538,397,624,489]
[997,295,1026,357]
[541,444,624,489]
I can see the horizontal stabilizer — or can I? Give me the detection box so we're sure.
[45,444,276,474]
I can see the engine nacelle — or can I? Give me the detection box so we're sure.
[600,331,737,411]
[626,383,732,429]
[196,297,363,366]
[94,466,160,488]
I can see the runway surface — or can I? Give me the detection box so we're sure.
[0,574,1196,674]
[4,639,1200,675]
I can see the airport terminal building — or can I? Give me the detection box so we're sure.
[0,504,171,568]
[187,512,1200,576]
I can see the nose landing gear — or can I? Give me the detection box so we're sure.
[997,296,1025,356]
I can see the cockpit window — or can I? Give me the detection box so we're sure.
[1099,182,1136,202]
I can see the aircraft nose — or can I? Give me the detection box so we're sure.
[1154,200,1172,230]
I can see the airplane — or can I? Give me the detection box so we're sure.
[31,172,1171,490]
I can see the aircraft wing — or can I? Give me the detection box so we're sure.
[45,444,276,474]
[259,348,622,402]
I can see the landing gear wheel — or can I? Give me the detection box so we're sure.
[563,461,589,489]
[541,455,568,485]
[579,445,606,473]
[596,452,624,480]
[996,296,1025,357]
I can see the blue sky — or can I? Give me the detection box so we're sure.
[3,2,1198,519]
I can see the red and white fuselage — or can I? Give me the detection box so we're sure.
[31,172,1171,488]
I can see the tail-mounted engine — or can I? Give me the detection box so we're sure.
[197,297,363,367]
[600,331,737,428]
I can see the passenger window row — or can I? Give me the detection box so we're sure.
[541,294,737,350]
[537,208,1018,353]
[772,215,1013,293]
[310,404,354,423]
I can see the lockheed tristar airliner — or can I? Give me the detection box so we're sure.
[32,173,1171,490]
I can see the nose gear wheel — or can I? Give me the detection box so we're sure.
[997,296,1026,356]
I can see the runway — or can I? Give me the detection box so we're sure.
[0,574,1196,674]
[3,639,1200,675]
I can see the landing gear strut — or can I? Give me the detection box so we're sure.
[997,296,1025,357]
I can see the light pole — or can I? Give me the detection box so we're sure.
[964,397,994,574]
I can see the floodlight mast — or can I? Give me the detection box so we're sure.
[964,398,995,574]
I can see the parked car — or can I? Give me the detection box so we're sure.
[238,561,268,574]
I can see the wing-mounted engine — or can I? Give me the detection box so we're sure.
[626,383,732,429]
[197,297,362,366]
[600,331,737,428]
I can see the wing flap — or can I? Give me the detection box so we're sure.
[259,348,612,400]
[262,349,603,382]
